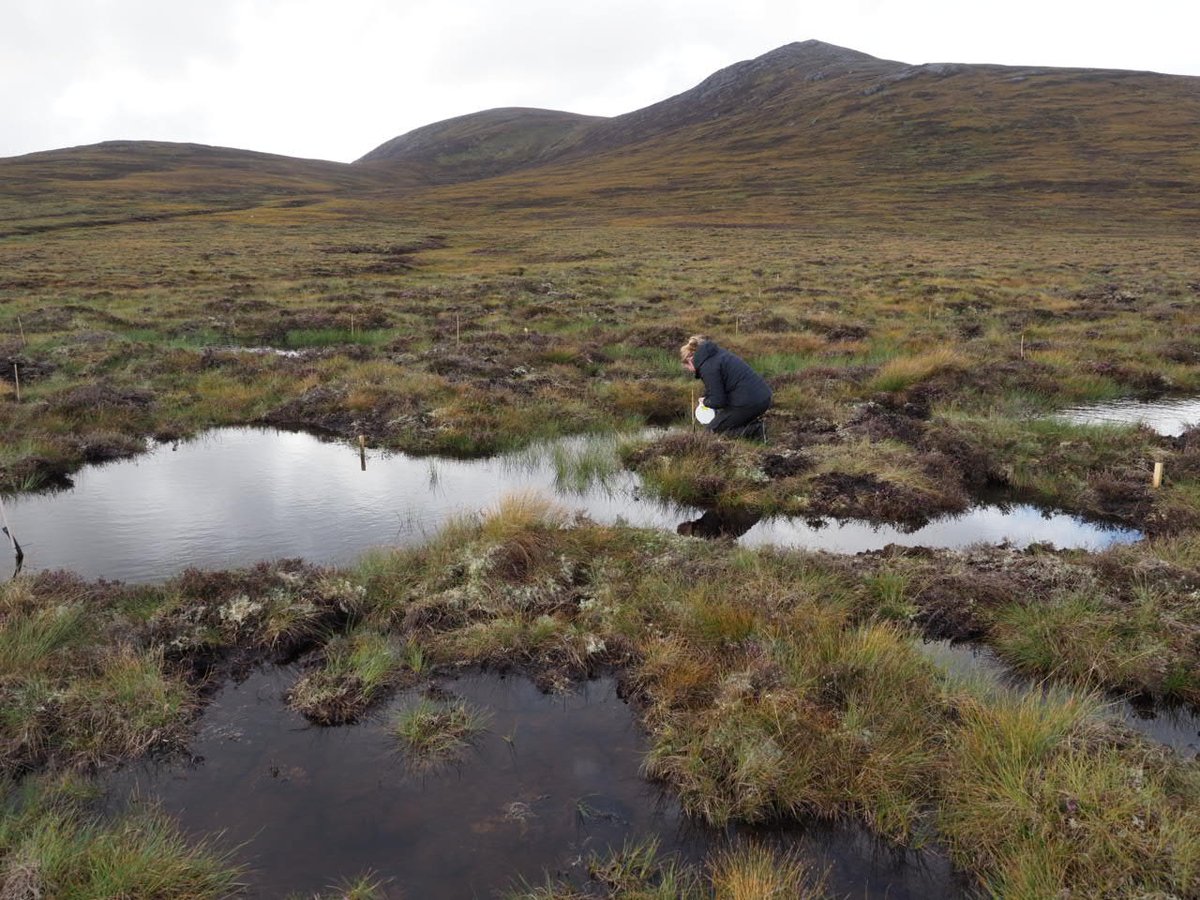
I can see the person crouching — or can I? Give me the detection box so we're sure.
[679,334,772,438]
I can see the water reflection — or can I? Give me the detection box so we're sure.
[7,428,1140,583]
[740,504,1138,554]
[677,507,763,539]
[2,526,21,579]
[106,667,967,899]
[7,429,684,583]
[1056,397,1200,437]
[0,496,23,578]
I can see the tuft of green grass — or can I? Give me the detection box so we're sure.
[287,628,404,725]
[298,871,390,899]
[707,842,829,899]
[939,684,1200,897]
[0,774,243,899]
[390,697,490,769]
[863,569,917,623]
[0,604,89,676]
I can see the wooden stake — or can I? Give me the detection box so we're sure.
[359,434,367,471]
[1152,461,1164,489]
[1020,332,1025,359]
[691,386,696,433]
[12,364,19,403]
[16,316,25,347]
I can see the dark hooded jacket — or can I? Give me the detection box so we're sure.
[691,340,772,411]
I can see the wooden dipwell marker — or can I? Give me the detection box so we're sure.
[17,316,26,347]
[12,364,19,403]
[1152,461,1164,489]
[359,434,367,471]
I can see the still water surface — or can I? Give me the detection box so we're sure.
[107,668,968,899]
[8,428,1138,582]
[1056,397,1200,437]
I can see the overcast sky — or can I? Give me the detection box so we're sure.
[3,0,1197,163]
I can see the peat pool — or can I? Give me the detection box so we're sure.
[105,667,970,899]
[7,428,1139,583]
[1055,396,1200,437]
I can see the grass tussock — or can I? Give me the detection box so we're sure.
[0,774,243,899]
[287,628,407,725]
[939,686,1200,898]
[868,348,968,393]
[708,842,828,899]
[391,697,490,769]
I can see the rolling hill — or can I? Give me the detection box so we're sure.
[3,40,1198,231]
[359,39,1200,227]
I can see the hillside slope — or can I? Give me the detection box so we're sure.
[3,40,1197,234]
[0,141,402,236]
[370,40,1200,228]
[356,107,603,181]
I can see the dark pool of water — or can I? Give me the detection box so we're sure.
[1056,397,1200,437]
[6,428,1139,583]
[107,668,969,899]
[919,640,1200,760]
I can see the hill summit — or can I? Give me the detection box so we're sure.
[353,38,1199,227]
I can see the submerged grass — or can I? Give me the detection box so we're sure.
[506,836,829,899]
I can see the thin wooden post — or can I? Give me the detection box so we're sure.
[1152,461,1164,489]
[12,364,19,403]
[1020,332,1025,359]
[16,316,26,347]
[690,386,696,433]
[359,434,367,471]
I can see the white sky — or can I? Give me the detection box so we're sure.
[3,0,1197,163]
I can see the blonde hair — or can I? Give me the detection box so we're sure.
[678,334,709,363]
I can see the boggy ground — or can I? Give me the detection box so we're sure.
[627,410,1200,536]
[1,217,1199,516]
[2,179,1200,897]
[2,497,1198,897]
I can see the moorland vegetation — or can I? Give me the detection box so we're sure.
[0,39,1198,898]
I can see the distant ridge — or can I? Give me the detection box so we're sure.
[4,40,1197,229]
[356,41,907,177]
